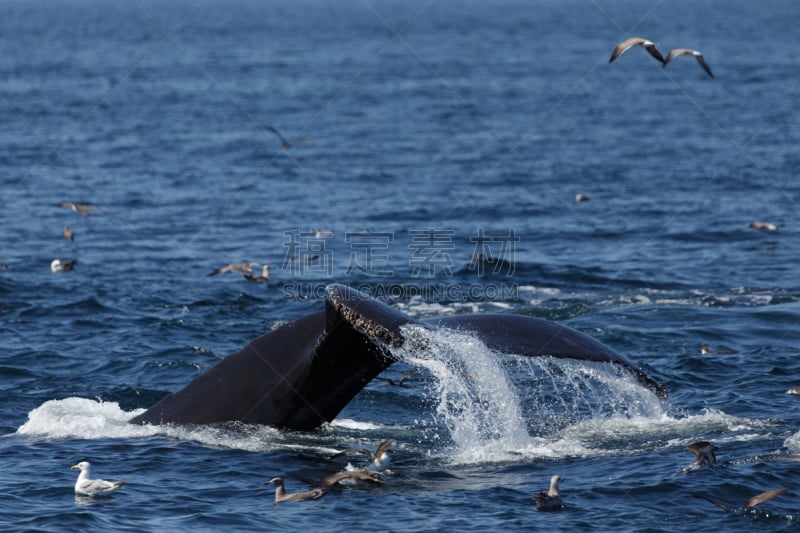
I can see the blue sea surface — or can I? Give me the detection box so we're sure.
[2,0,800,530]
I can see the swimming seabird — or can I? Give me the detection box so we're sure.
[663,48,714,78]
[63,225,74,241]
[265,477,327,503]
[331,438,397,469]
[70,461,127,497]
[534,475,565,512]
[376,367,419,387]
[208,262,260,276]
[315,470,385,488]
[244,264,270,282]
[694,487,788,513]
[681,441,718,472]
[699,344,733,355]
[51,259,77,273]
[58,201,100,217]
[575,194,590,203]
[609,37,665,65]
[749,221,780,232]
[313,229,334,238]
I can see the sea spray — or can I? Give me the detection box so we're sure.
[512,356,667,436]
[394,325,532,463]
[392,325,677,462]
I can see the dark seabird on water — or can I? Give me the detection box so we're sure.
[51,259,77,273]
[71,461,127,497]
[680,441,718,472]
[315,470,385,488]
[376,367,419,387]
[749,221,780,232]
[331,438,397,469]
[694,487,788,513]
[63,225,75,241]
[534,475,564,512]
[265,477,327,503]
[609,37,665,65]
[575,194,590,203]
[58,201,100,217]
[208,262,260,277]
[663,48,714,78]
[244,264,270,282]
[289,254,321,263]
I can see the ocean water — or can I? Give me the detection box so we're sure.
[2,0,800,530]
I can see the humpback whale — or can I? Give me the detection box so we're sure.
[130,284,667,430]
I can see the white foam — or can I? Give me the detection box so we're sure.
[785,430,800,452]
[15,397,284,452]
[330,419,385,431]
[17,397,149,440]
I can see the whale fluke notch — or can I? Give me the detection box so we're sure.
[325,284,416,347]
[130,284,667,430]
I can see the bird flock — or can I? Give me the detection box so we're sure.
[69,438,396,503]
[609,36,714,78]
[681,440,793,514]
[68,436,794,517]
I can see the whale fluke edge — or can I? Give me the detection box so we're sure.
[129,284,667,430]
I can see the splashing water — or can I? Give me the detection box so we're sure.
[395,325,532,463]
[393,325,674,464]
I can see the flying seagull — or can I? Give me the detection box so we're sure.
[331,438,397,469]
[208,262,260,277]
[376,367,419,387]
[609,37,665,65]
[265,477,327,503]
[71,461,127,497]
[58,201,100,217]
[663,48,714,78]
[265,125,314,149]
[534,475,565,512]
[694,487,788,513]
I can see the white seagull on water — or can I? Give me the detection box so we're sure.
[70,461,126,497]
